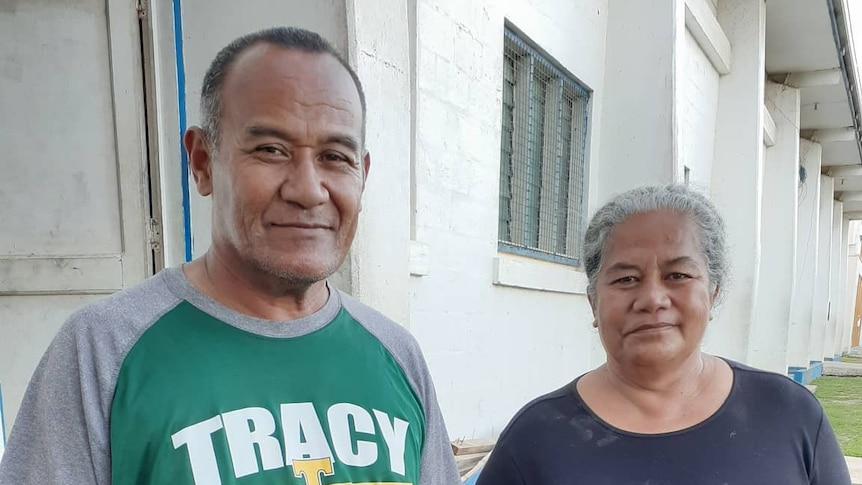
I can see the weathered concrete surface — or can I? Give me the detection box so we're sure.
[824,361,862,376]
[847,456,862,485]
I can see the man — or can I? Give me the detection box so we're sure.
[0,27,459,485]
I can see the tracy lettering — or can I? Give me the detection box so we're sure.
[171,402,410,485]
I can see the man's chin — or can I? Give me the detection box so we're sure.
[252,258,337,286]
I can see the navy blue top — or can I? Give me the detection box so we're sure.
[477,360,850,485]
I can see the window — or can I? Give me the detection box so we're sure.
[498,28,591,266]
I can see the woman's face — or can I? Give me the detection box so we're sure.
[590,210,716,368]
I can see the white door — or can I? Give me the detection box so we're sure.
[0,0,152,435]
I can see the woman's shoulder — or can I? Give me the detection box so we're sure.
[495,378,590,443]
[722,357,824,416]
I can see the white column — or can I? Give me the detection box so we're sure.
[844,222,861,353]
[810,176,834,362]
[824,202,844,359]
[747,82,799,373]
[344,0,411,324]
[597,0,683,202]
[835,217,853,356]
[706,0,766,361]
[788,140,822,368]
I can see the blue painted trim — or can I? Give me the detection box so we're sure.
[788,362,824,385]
[172,0,193,262]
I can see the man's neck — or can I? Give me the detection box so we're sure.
[183,251,329,321]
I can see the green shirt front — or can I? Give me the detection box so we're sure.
[111,302,424,485]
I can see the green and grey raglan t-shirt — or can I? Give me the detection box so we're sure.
[0,267,459,485]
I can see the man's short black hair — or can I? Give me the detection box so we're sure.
[199,27,367,147]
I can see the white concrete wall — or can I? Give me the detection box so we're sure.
[788,140,822,368]
[706,0,766,362]
[597,0,680,202]
[748,83,799,374]
[680,28,720,189]
[343,0,412,323]
[408,0,608,438]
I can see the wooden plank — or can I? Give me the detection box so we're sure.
[451,438,495,456]
[455,452,486,474]
[461,452,492,483]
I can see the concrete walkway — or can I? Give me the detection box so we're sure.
[847,456,862,484]
[824,361,862,376]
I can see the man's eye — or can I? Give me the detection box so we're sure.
[257,146,286,156]
[613,276,636,285]
[322,152,350,163]
[668,273,690,281]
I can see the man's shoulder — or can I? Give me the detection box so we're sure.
[335,288,434,397]
[61,270,182,344]
[336,288,422,355]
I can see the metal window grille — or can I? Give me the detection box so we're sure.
[498,28,591,266]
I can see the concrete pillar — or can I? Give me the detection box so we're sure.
[843,222,861,353]
[748,82,799,373]
[824,202,844,359]
[344,0,411,323]
[810,176,834,362]
[706,0,766,361]
[835,217,853,356]
[597,0,682,202]
[788,140,822,368]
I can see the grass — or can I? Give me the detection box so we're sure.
[841,355,862,364]
[812,376,862,457]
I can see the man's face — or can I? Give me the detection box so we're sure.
[190,45,369,285]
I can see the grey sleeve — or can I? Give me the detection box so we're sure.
[0,274,178,485]
[409,347,461,485]
[810,412,852,485]
[0,311,112,485]
[339,292,461,485]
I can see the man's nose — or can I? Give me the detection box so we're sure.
[279,149,328,208]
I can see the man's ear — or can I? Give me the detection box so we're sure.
[362,150,371,187]
[184,127,214,196]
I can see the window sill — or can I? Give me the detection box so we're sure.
[492,253,588,295]
[409,240,430,276]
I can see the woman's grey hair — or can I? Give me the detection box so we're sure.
[199,27,366,149]
[583,184,730,305]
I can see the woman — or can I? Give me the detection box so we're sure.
[477,184,850,484]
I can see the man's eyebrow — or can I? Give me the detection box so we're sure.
[244,125,294,141]
[243,126,360,152]
[322,134,360,152]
